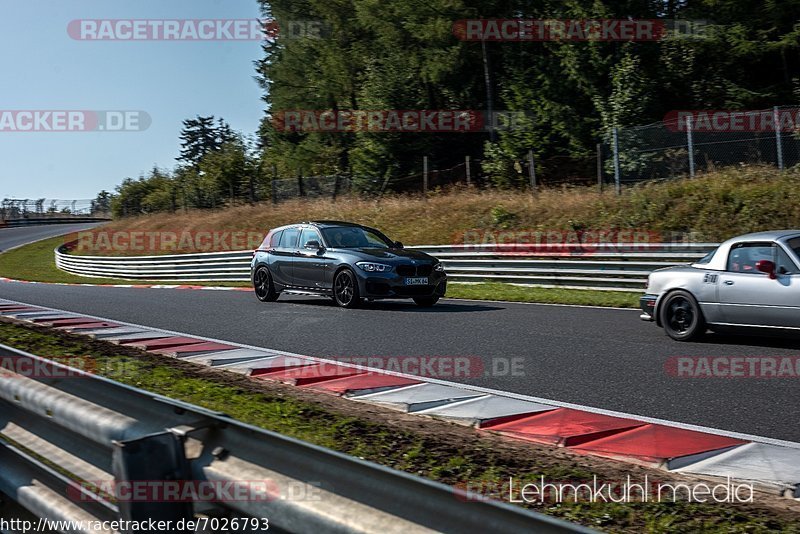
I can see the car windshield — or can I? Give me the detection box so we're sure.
[321,226,394,249]
[786,237,800,260]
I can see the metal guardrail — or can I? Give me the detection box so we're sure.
[54,243,718,291]
[0,343,591,533]
[1,217,109,228]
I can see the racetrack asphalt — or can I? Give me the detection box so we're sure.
[1,280,799,442]
[1,224,799,442]
[0,222,101,252]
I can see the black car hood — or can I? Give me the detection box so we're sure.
[340,247,435,262]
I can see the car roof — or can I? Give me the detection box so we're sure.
[723,230,800,242]
[267,221,375,233]
[305,220,365,228]
[695,230,800,271]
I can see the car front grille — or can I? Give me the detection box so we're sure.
[396,264,432,277]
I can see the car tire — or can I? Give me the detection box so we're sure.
[659,290,705,341]
[333,269,361,308]
[413,296,439,307]
[253,267,279,302]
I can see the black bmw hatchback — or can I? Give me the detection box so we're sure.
[251,221,447,307]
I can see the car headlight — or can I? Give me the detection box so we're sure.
[434,262,445,272]
[356,262,393,272]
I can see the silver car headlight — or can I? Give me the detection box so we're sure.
[433,262,445,272]
[356,262,393,272]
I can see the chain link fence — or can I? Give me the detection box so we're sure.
[260,105,800,204]
[603,105,800,189]
[268,153,598,203]
[269,175,352,203]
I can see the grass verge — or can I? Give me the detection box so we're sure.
[446,283,640,308]
[0,320,797,533]
[0,236,244,287]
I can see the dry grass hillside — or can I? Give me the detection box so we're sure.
[91,166,800,252]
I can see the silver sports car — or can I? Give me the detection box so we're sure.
[641,230,800,341]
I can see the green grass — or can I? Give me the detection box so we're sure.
[0,236,244,287]
[0,321,798,533]
[447,283,640,307]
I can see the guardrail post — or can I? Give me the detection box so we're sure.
[686,116,695,178]
[612,128,621,195]
[112,432,194,529]
[775,106,784,171]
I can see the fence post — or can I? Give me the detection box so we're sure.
[423,156,428,195]
[271,165,278,205]
[297,171,305,197]
[527,150,537,192]
[686,116,695,178]
[774,106,784,171]
[465,155,471,186]
[596,143,603,193]
[612,127,621,195]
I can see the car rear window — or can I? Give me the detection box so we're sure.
[694,247,717,265]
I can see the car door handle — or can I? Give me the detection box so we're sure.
[723,280,734,285]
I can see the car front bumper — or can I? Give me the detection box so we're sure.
[640,294,657,321]
[355,270,447,299]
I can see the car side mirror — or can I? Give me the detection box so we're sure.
[305,240,321,250]
[394,241,404,249]
[755,260,777,279]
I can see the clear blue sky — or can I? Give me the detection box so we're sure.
[0,0,265,200]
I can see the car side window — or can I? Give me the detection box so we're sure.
[279,227,300,249]
[299,229,322,248]
[726,243,773,274]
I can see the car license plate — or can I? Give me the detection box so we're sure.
[404,277,428,286]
